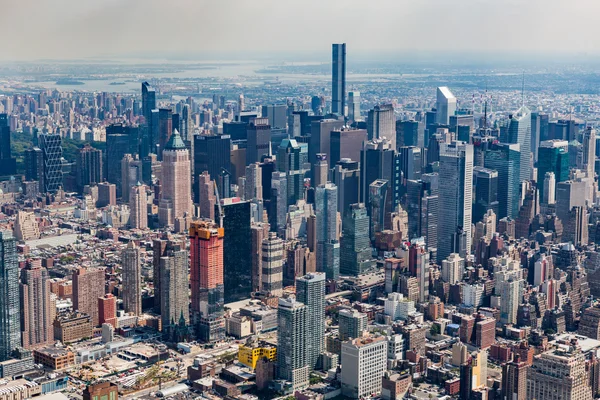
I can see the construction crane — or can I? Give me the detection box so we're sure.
[214,181,224,228]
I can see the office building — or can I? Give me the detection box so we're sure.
[247,118,271,164]
[97,182,116,208]
[330,128,367,167]
[296,272,325,370]
[277,296,309,390]
[507,105,532,182]
[160,247,190,331]
[25,147,44,192]
[197,171,216,220]
[360,139,398,207]
[76,144,102,192]
[367,104,396,149]
[340,203,373,276]
[193,134,231,201]
[141,82,156,125]
[72,267,105,326]
[527,345,593,400]
[159,130,192,227]
[309,118,344,164]
[438,141,473,261]
[38,133,63,193]
[332,159,361,215]
[20,259,53,349]
[484,143,520,219]
[436,87,457,125]
[348,91,361,122]
[473,166,499,223]
[261,233,284,297]
[152,235,184,313]
[121,242,142,316]
[369,179,390,240]
[583,127,596,178]
[0,114,15,176]
[261,104,287,129]
[120,154,142,201]
[129,183,148,229]
[339,308,367,341]
[312,153,328,187]
[332,43,346,116]
[105,125,130,197]
[278,138,309,205]
[396,120,421,148]
[315,183,340,280]
[341,336,388,399]
[398,146,422,183]
[441,253,464,285]
[220,199,252,302]
[269,171,288,234]
[543,172,556,205]
[245,163,263,201]
[189,221,225,342]
[157,108,173,159]
[537,140,569,202]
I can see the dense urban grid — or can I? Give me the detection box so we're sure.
[2,41,600,400]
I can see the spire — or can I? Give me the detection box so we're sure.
[165,129,186,150]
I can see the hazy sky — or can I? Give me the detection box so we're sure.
[2,0,600,61]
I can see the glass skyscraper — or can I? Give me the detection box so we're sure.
[38,133,63,194]
[537,140,570,202]
[332,43,346,116]
[340,203,373,276]
[484,143,521,219]
[295,272,325,370]
[0,231,19,361]
[315,183,339,280]
[507,105,532,182]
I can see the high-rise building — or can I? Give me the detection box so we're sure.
[315,183,340,280]
[106,124,131,197]
[296,272,325,370]
[277,296,309,390]
[0,114,15,176]
[583,127,596,178]
[141,82,156,125]
[25,147,44,191]
[441,253,464,285]
[332,158,361,215]
[507,106,532,182]
[193,134,231,201]
[160,247,190,331]
[197,171,216,220]
[338,308,367,341]
[348,91,361,122]
[435,87,457,125]
[527,344,593,400]
[121,242,142,316]
[438,141,473,261]
[341,336,388,399]
[340,203,373,276]
[152,235,184,313]
[330,128,367,167]
[0,231,18,361]
[497,276,521,325]
[502,354,529,400]
[76,144,102,192]
[189,221,225,342]
[98,294,117,328]
[157,108,173,159]
[72,267,105,326]
[269,171,288,234]
[484,143,520,219]
[312,154,328,188]
[20,259,53,349]
[38,133,63,193]
[120,154,142,201]
[245,163,263,201]
[247,118,271,164]
[396,120,421,148]
[543,172,556,205]
[367,104,396,149]
[360,139,399,209]
[473,166,499,223]
[332,43,346,116]
[129,183,148,229]
[369,179,390,240]
[97,182,116,208]
[220,199,252,302]
[261,104,288,129]
[159,130,192,227]
[255,232,284,298]
[309,118,344,165]
[537,140,569,202]
[277,138,309,205]
[251,222,270,291]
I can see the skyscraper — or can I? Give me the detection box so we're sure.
[73,267,105,326]
[340,203,373,276]
[159,130,192,227]
[197,171,216,220]
[438,141,473,261]
[341,336,388,399]
[261,233,284,297]
[245,163,263,201]
[537,140,569,202]
[0,231,18,361]
[332,43,346,116]
[129,183,148,230]
[332,159,361,215]
[309,118,344,165]
[158,108,173,159]
[189,221,225,342]
[338,308,367,341]
[25,147,44,191]
[0,114,15,176]
[277,296,309,390]
[38,133,63,193]
[583,126,596,178]
[347,91,361,122]
[315,183,339,280]
[160,246,190,334]
[296,272,325,370]
[360,139,398,209]
[435,87,457,125]
[141,82,156,126]
[367,104,396,149]
[247,118,271,164]
[472,167,499,223]
[106,125,130,197]
[193,134,231,202]
[312,154,328,188]
[152,235,184,313]
[20,259,53,349]
[330,128,367,167]
[502,354,528,400]
[484,143,521,219]
[75,144,102,192]
[220,199,252,302]
[277,138,309,205]
[121,242,142,316]
[507,105,532,182]
[543,172,556,205]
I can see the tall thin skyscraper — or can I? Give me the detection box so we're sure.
[159,130,192,227]
[76,144,102,192]
[296,272,325,370]
[438,141,473,262]
[583,127,596,178]
[543,172,556,205]
[72,267,105,326]
[160,246,190,330]
[245,163,263,201]
[246,118,271,165]
[20,259,53,349]
[152,235,184,313]
[484,143,521,219]
[367,104,396,149]
[25,147,44,191]
[141,82,156,125]
[38,133,63,193]
[197,171,216,220]
[315,183,340,280]
[278,138,309,205]
[121,242,142,316]
[189,221,225,342]
[261,233,284,296]
[220,199,252,302]
[537,140,569,202]
[347,91,361,122]
[129,183,148,229]
[0,231,18,361]
[332,43,346,116]
[435,87,457,125]
[158,108,173,160]
[507,105,532,182]
[277,296,309,390]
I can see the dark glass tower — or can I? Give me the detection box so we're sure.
[537,141,569,202]
[277,138,308,205]
[0,231,19,361]
[484,143,521,219]
[218,200,252,303]
[76,144,103,192]
[472,166,499,223]
[246,118,271,164]
[332,43,346,116]
[193,134,232,202]
[0,114,15,176]
[25,147,44,190]
[340,204,373,276]
[106,124,130,197]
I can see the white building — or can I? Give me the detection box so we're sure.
[341,335,388,399]
[441,253,464,285]
[384,293,415,321]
